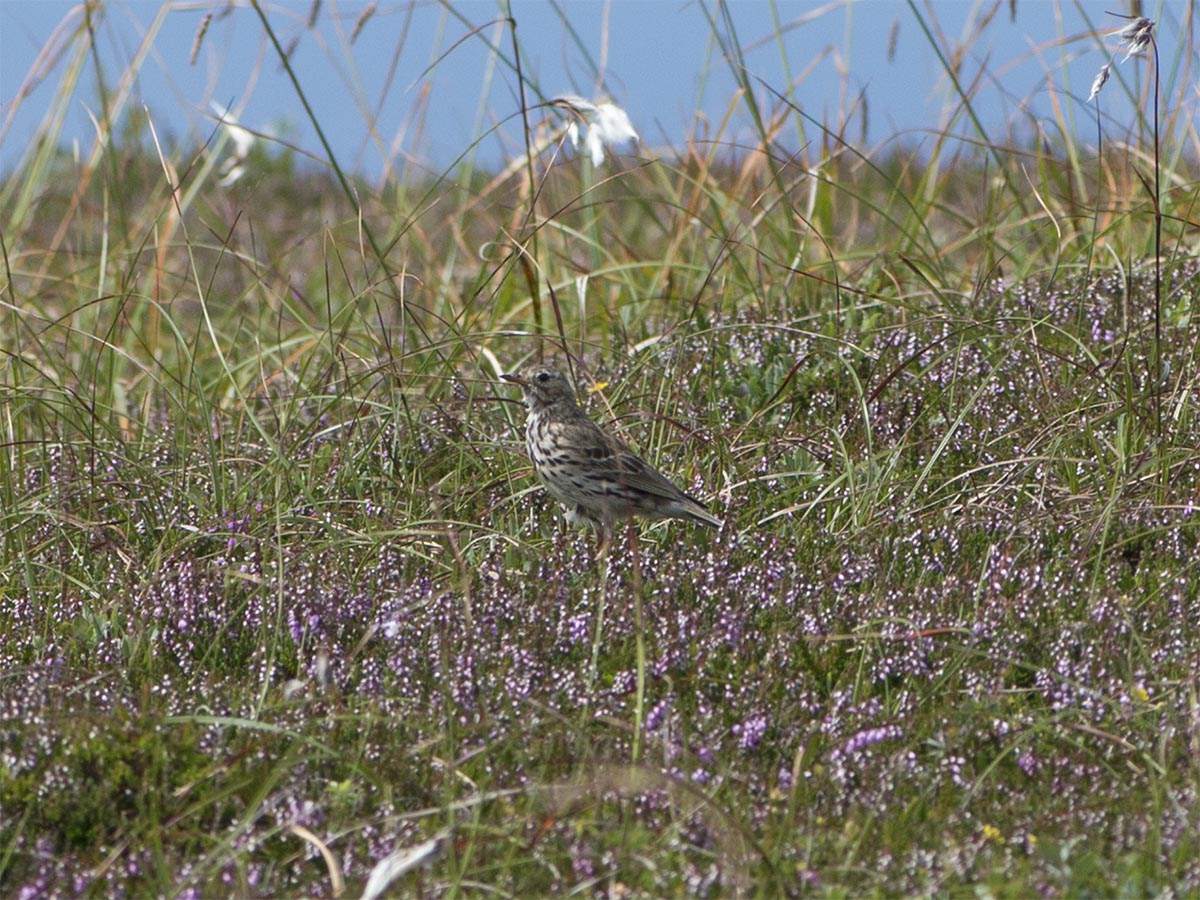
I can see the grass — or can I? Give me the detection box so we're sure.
[3,1,1200,896]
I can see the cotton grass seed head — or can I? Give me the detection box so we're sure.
[210,102,256,186]
[1088,62,1111,102]
[1089,16,1154,103]
[553,94,639,166]
[1117,17,1155,61]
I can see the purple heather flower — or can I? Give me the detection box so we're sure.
[1018,751,1038,777]
[734,714,769,751]
[833,725,902,760]
[777,765,793,792]
[571,846,596,881]
[566,613,589,646]
[646,696,672,732]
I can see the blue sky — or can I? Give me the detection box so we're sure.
[0,1,1167,181]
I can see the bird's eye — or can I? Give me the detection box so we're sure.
[536,372,551,383]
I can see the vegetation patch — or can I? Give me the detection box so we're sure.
[2,4,1198,897]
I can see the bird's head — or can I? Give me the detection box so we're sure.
[501,367,578,410]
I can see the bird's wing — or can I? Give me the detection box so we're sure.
[578,417,697,502]
[611,444,693,501]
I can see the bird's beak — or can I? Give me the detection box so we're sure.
[501,373,528,386]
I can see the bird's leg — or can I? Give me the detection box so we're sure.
[595,525,612,560]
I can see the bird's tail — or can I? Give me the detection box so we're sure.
[681,498,722,529]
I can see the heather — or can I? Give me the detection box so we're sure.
[3,3,1200,897]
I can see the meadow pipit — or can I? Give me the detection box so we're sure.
[502,366,722,536]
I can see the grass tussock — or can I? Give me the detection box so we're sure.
[3,2,1200,897]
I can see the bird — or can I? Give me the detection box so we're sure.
[501,366,722,538]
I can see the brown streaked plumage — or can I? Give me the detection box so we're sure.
[502,366,722,535]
